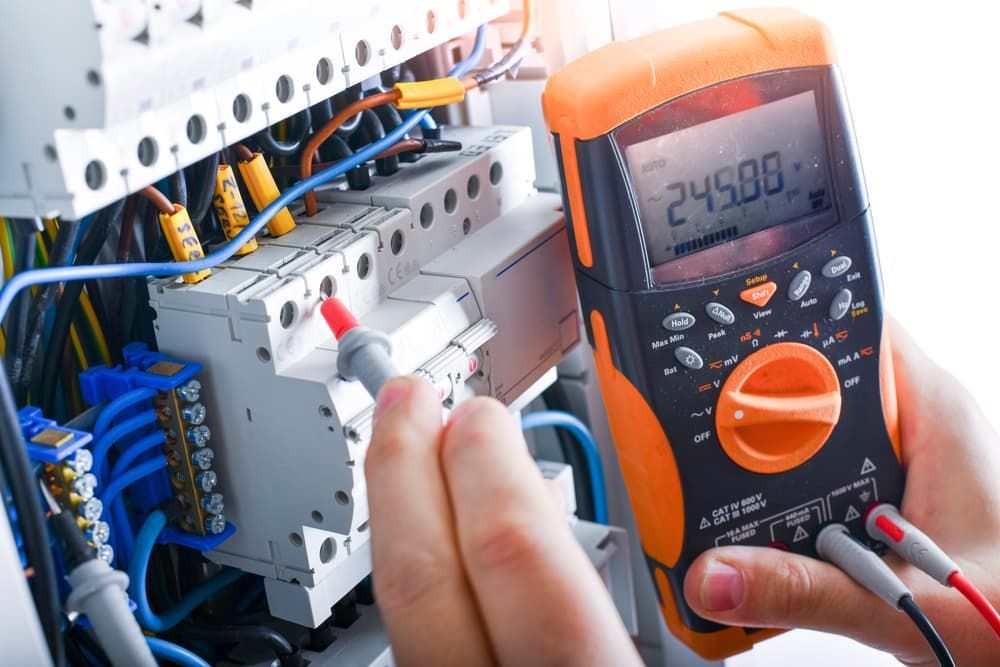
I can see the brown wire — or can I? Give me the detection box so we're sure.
[233,144,255,163]
[300,90,399,216]
[138,185,175,215]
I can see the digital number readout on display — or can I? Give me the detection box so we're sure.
[624,90,833,266]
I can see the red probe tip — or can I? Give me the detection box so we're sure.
[320,297,359,340]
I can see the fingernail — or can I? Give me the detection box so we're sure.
[700,558,744,611]
[374,379,410,418]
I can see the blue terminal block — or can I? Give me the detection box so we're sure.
[80,343,203,406]
[19,406,93,464]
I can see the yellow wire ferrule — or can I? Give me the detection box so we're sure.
[213,165,259,256]
[393,78,466,109]
[237,153,296,237]
[157,205,211,284]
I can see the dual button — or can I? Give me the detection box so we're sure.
[661,302,736,332]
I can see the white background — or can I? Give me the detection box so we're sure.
[632,2,999,665]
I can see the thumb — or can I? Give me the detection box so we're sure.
[683,546,903,645]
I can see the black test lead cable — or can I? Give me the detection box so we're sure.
[816,524,955,667]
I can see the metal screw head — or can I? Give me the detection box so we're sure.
[181,402,207,425]
[195,470,218,493]
[191,448,215,470]
[177,379,202,403]
[79,497,104,522]
[204,514,226,535]
[71,473,98,500]
[87,520,111,545]
[186,424,211,447]
[96,544,114,564]
[71,449,93,474]
[201,493,224,515]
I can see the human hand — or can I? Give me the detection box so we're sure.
[365,378,641,666]
[683,320,1000,665]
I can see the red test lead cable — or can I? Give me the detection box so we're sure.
[866,503,1000,639]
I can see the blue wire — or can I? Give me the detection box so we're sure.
[99,456,166,510]
[108,430,166,480]
[145,637,210,667]
[0,25,487,325]
[92,410,158,481]
[131,510,244,632]
[521,410,609,525]
[418,112,438,131]
[92,387,157,439]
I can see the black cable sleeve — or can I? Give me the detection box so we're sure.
[256,106,312,157]
[186,152,221,229]
[0,367,64,666]
[39,199,124,415]
[898,595,955,667]
[4,221,37,382]
[178,623,304,666]
[333,85,364,137]
[168,169,188,210]
[13,218,81,402]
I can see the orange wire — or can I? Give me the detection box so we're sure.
[300,90,399,216]
[139,186,175,215]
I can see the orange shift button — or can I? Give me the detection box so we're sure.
[740,281,777,308]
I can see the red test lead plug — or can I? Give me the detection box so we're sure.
[866,503,1000,638]
[321,298,399,399]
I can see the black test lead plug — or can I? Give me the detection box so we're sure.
[816,524,955,667]
[866,503,1000,638]
[39,483,156,667]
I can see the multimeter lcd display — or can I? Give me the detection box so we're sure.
[624,90,832,268]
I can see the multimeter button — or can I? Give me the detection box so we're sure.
[787,270,813,301]
[821,256,853,278]
[705,302,735,325]
[662,312,696,331]
[739,281,778,308]
[829,288,853,320]
[674,346,704,370]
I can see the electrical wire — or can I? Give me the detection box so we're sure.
[168,169,189,210]
[185,152,222,231]
[520,410,609,524]
[108,430,166,481]
[144,637,210,667]
[898,594,955,667]
[256,106,312,157]
[178,623,299,665]
[93,411,158,479]
[948,571,1000,638]
[93,387,157,439]
[470,0,536,86]
[0,26,487,327]
[0,218,14,281]
[78,290,112,367]
[139,185,175,216]
[4,220,37,379]
[0,367,64,666]
[37,198,125,414]
[131,510,244,632]
[100,455,166,510]
[14,218,83,402]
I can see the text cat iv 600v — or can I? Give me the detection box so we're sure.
[543,8,903,659]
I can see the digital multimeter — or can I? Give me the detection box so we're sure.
[543,8,904,659]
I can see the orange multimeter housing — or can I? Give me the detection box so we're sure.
[543,8,903,659]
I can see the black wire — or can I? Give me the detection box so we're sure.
[168,168,188,209]
[4,220,37,382]
[898,595,955,667]
[15,219,82,402]
[332,85,365,137]
[541,384,597,522]
[177,623,303,666]
[0,367,64,666]
[38,198,125,415]
[256,107,312,157]
[185,152,221,231]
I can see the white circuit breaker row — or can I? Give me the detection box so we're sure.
[148,125,583,626]
[0,0,510,220]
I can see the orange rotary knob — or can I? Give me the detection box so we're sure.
[715,342,841,474]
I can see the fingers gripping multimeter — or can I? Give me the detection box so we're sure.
[543,8,904,659]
